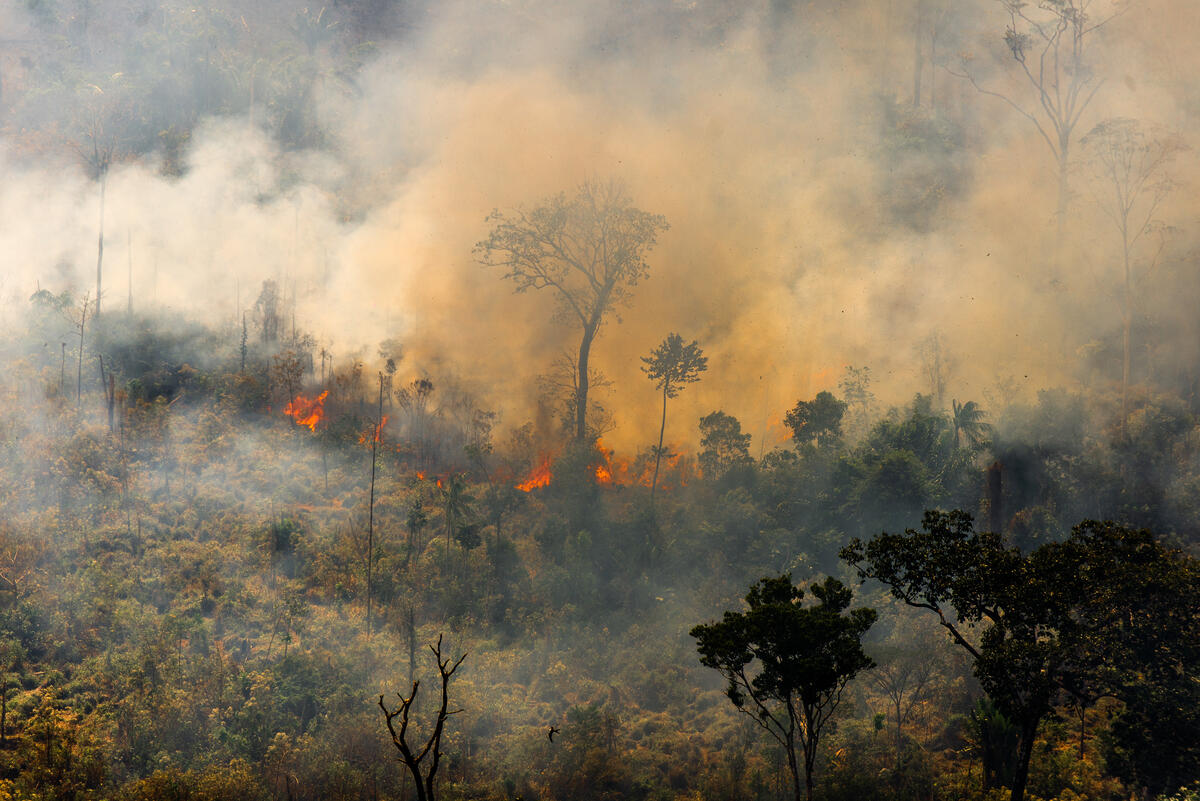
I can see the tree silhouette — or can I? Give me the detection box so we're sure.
[692,575,876,801]
[949,0,1127,266]
[951,398,990,451]
[379,635,467,801]
[1081,118,1184,423]
[843,511,1200,801]
[641,333,707,505]
[476,180,669,442]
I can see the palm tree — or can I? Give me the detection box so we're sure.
[951,399,990,451]
[438,475,474,574]
[641,334,707,506]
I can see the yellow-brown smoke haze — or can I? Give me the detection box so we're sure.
[3,0,1199,453]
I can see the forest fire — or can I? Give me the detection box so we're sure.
[513,443,682,490]
[283,391,328,431]
[516,455,553,492]
[358,416,389,445]
[594,440,617,485]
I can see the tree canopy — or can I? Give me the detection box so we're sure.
[475,181,669,442]
[691,574,876,801]
[842,510,1200,801]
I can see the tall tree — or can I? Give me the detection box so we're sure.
[78,117,114,319]
[1080,118,1183,422]
[641,333,707,505]
[691,575,876,801]
[950,0,1126,264]
[476,180,669,441]
[842,510,1200,801]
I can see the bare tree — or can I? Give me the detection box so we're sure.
[76,117,115,318]
[1080,118,1184,421]
[67,293,92,405]
[950,0,1129,262]
[476,180,669,442]
[379,635,467,801]
[870,625,945,773]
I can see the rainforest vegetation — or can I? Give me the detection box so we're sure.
[0,1,1199,800]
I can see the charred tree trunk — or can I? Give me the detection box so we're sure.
[987,461,1003,534]
[380,635,466,801]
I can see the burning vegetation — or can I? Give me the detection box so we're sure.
[2,1,1200,801]
[284,390,328,431]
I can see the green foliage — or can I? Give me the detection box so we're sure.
[692,574,876,801]
[785,391,847,449]
[641,334,708,399]
[698,411,752,481]
[844,511,1200,801]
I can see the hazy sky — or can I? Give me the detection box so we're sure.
[2,0,1196,451]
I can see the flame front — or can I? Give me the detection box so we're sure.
[284,391,328,431]
[359,415,389,445]
[594,440,615,484]
[516,455,553,492]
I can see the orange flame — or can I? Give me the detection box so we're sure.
[284,391,328,431]
[516,454,553,492]
[358,415,389,445]
[594,440,615,484]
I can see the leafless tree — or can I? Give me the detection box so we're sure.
[379,635,467,801]
[950,0,1131,263]
[1081,117,1184,421]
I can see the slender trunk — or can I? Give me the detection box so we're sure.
[1121,224,1132,428]
[407,606,416,685]
[912,0,924,107]
[895,698,904,773]
[1054,140,1071,274]
[96,176,106,318]
[77,301,88,404]
[929,14,937,111]
[127,229,133,314]
[1010,719,1038,801]
[575,325,597,442]
[366,374,382,637]
[1077,703,1086,761]
[650,384,668,506]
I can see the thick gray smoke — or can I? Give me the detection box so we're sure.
[1,0,1197,452]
